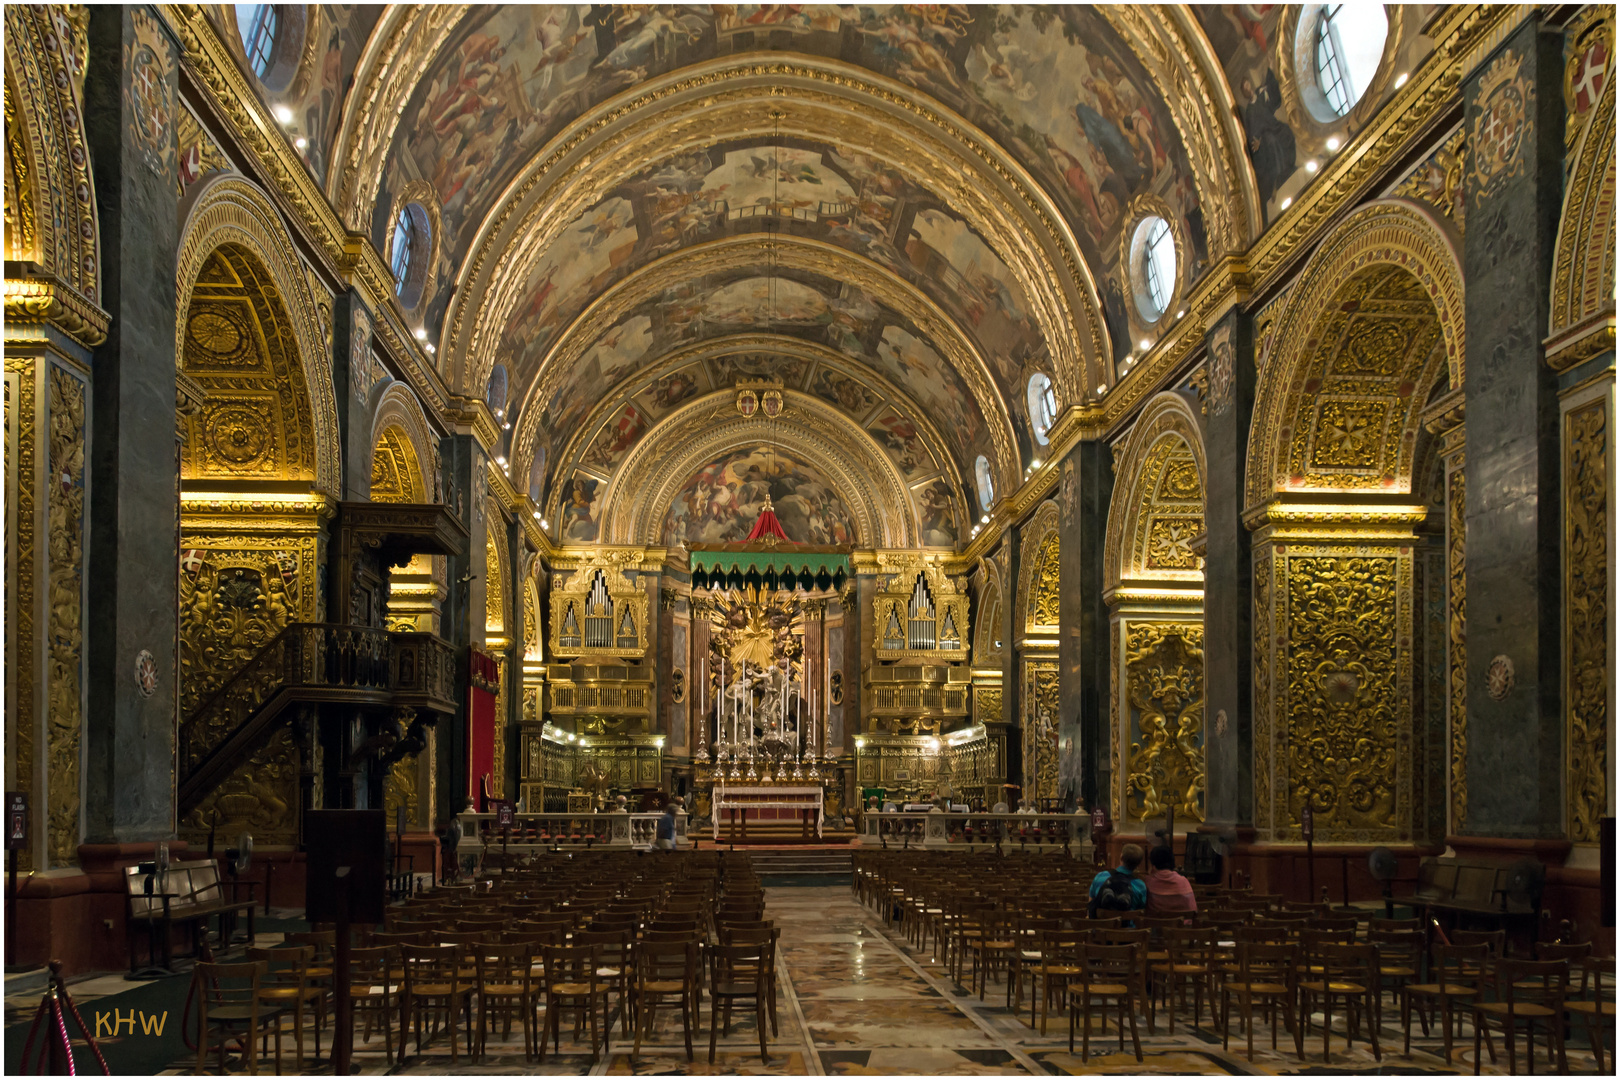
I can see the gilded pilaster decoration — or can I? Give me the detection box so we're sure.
[1467,50,1533,200]
[1546,45,1615,372]
[1124,623,1205,822]
[1283,552,1410,839]
[1022,659,1059,804]
[485,533,504,636]
[1391,127,1467,234]
[1015,502,1061,637]
[46,366,85,866]
[369,425,423,502]
[184,725,299,846]
[1447,465,1468,833]
[1565,399,1610,843]
[491,658,508,800]
[1109,619,1121,818]
[6,358,37,871]
[1031,537,1061,632]
[4,80,37,262]
[1252,553,1273,830]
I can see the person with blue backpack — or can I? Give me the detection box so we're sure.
[1088,842,1148,916]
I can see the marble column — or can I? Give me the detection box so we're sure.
[332,291,374,499]
[433,433,479,821]
[1460,15,1566,838]
[1201,309,1257,829]
[81,6,181,844]
[998,527,1022,797]
[1059,442,1113,811]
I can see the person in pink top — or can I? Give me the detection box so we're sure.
[1144,844,1198,917]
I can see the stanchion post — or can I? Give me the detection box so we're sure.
[333,868,352,1075]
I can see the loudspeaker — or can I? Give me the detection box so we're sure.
[305,809,387,925]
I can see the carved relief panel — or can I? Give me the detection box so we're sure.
[1123,622,1205,823]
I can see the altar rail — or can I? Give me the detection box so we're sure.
[458,811,689,853]
[861,811,1093,858]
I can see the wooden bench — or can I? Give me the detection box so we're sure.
[125,858,258,973]
[1409,857,1541,934]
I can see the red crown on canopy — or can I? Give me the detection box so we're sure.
[744,493,795,546]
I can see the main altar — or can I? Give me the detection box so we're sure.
[688,497,847,841]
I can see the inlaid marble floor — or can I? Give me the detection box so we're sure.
[144,887,1606,1075]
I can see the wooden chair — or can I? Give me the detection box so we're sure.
[1403,942,1493,1065]
[708,941,772,1064]
[246,945,325,1071]
[718,925,780,1038]
[1565,954,1615,1073]
[1219,941,1302,1061]
[474,942,538,1062]
[1152,926,1218,1034]
[1369,927,1426,1011]
[967,907,1020,1005]
[1025,924,1084,1034]
[346,944,396,1066]
[633,940,699,1063]
[574,927,634,1038]
[398,943,473,1063]
[539,943,611,1062]
[1068,941,1146,1063]
[1472,959,1569,1075]
[1298,941,1381,1063]
[192,959,284,1076]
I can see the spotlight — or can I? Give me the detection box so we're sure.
[1280,196,1293,210]
[1326,136,1341,152]
[1395,72,1408,88]
[532,510,540,518]
[980,514,990,524]
[1305,160,1318,174]
[273,105,293,125]
[294,136,307,150]
[413,327,426,340]
[502,421,511,429]
[1139,338,1151,351]
[1030,460,1041,469]
[541,519,549,529]
[496,456,506,466]
[1176,309,1186,319]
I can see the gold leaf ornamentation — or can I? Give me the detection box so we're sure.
[47,366,85,866]
[1566,399,1609,843]
[1124,623,1205,822]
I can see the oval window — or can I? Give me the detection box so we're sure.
[1130,215,1177,323]
[390,203,431,309]
[235,5,278,78]
[1314,4,1387,117]
[974,455,995,513]
[485,364,509,414]
[1027,373,1057,446]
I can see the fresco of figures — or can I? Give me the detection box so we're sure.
[662,445,857,547]
[372,6,1206,367]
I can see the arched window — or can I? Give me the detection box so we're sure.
[1143,218,1175,315]
[1315,4,1387,117]
[1027,372,1057,445]
[974,455,995,513]
[235,5,278,79]
[390,208,414,293]
[485,364,508,414]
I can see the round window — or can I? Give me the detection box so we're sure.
[485,364,509,414]
[1130,215,1177,323]
[974,455,995,513]
[1027,373,1057,446]
[235,5,277,78]
[390,203,431,309]
[1309,4,1388,119]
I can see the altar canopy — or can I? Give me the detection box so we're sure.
[688,546,850,594]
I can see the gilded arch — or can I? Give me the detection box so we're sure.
[1104,392,1207,595]
[1244,199,1464,510]
[368,381,436,502]
[177,177,341,495]
[603,391,916,548]
[485,498,507,639]
[1016,501,1061,638]
[1547,66,1616,370]
[1102,391,1207,824]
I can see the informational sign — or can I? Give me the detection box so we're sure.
[1301,798,1315,843]
[495,801,515,828]
[7,792,28,851]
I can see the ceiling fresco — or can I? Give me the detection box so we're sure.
[524,267,992,505]
[661,444,858,547]
[369,5,1207,361]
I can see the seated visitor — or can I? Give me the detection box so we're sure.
[1089,842,1148,915]
[1144,844,1197,917]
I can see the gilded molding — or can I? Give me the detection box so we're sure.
[6,357,38,869]
[3,271,109,348]
[1565,394,1610,843]
[369,382,438,502]
[327,5,470,232]
[1446,456,1468,833]
[1123,621,1205,822]
[1015,501,1060,637]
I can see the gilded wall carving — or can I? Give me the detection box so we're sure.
[1391,127,1467,234]
[1103,393,1206,594]
[1283,553,1408,839]
[1124,623,1205,823]
[384,752,420,826]
[369,424,422,502]
[1252,553,1273,830]
[1016,501,1060,636]
[1447,464,1468,832]
[6,359,37,870]
[181,725,299,846]
[1547,51,1615,370]
[46,366,85,867]
[1565,398,1609,843]
[178,545,314,718]
[485,531,504,637]
[1022,659,1059,804]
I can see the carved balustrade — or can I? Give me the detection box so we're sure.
[860,810,1092,859]
[456,811,688,853]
